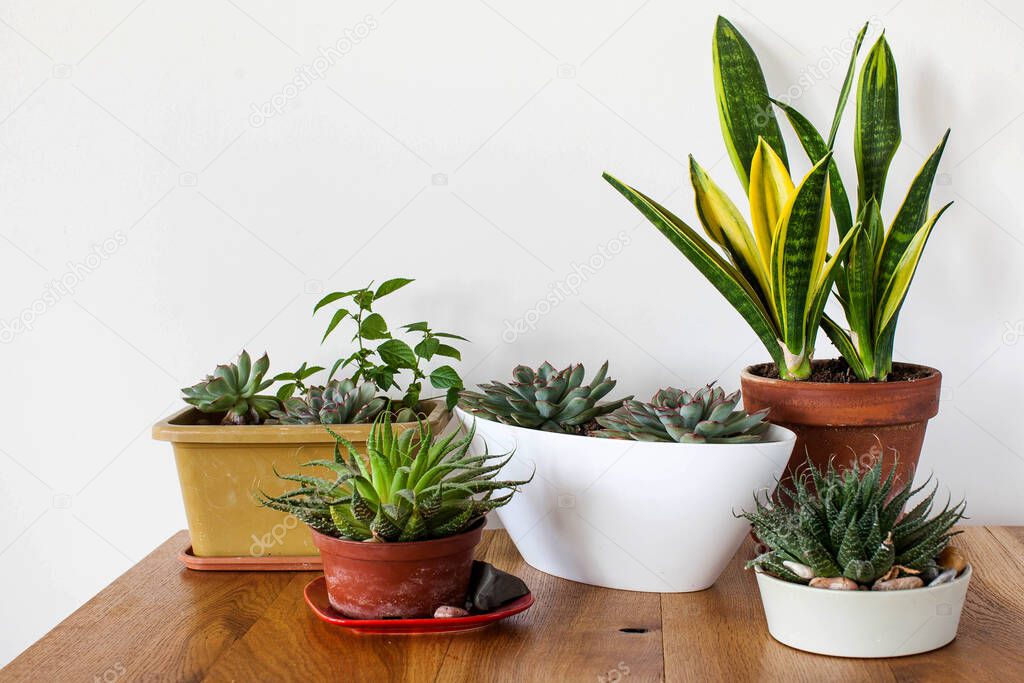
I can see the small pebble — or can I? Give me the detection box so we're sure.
[783,561,815,580]
[938,547,967,575]
[809,577,859,591]
[928,568,959,587]
[921,566,941,583]
[434,605,469,618]
[872,576,924,591]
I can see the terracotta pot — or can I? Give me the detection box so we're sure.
[311,522,484,619]
[152,401,448,558]
[740,362,941,492]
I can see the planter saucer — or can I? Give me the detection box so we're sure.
[303,577,534,634]
[178,545,322,571]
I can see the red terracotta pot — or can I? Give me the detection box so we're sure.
[310,522,484,619]
[740,362,941,494]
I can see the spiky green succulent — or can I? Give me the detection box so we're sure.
[742,459,966,586]
[270,379,386,425]
[181,350,279,425]
[594,384,770,443]
[459,361,629,434]
[259,413,531,542]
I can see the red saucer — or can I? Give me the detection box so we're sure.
[303,576,534,634]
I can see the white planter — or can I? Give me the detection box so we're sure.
[454,407,796,592]
[755,566,972,657]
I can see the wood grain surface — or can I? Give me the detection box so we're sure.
[3,527,1022,682]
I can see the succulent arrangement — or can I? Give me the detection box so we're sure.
[459,361,629,434]
[594,385,770,444]
[743,459,967,590]
[181,278,468,426]
[181,350,279,425]
[315,278,467,421]
[259,413,530,542]
[603,18,951,381]
[271,378,385,425]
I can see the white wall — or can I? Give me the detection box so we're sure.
[2,0,1022,666]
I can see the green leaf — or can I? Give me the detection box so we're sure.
[429,365,462,389]
[276,383,296,401]
[770,153,832,356]
[603,171,786,371]
[433,331,469,342]
[434,344,461,361]
[359,312,390,340]
[415,336,439,360]
[770,98,853,238]
[377,339,417,369]
[827,23,868,147]
[313,291,354,314]
[320,309,350,343]
[445,386,461,410]
[875,129,950,305]
[821,315,868,380]
[855,35,901,209]
[402,321,430,333]
[713,16,788,189]
[846,200,882,369]
[375,278,414,299]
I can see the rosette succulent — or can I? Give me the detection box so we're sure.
[595,384,770,443]
[259,413,531,542]
[271,379,386,425]
[459,361,629,434]
[742,460,966,588]
[181,350,279,425]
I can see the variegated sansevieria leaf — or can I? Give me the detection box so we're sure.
[874,202,953,337]
[748,137,793,273]
[827,23,869,148]
[875,129,950,305]
[844,200,882,372]
[770,154,833,376]
[713,16,788,190]
[602,172,788,372]
[855,34,900,209]
[803,223,860,364]
[690,155,771,300]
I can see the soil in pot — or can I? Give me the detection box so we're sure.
[311,522,485,619]
[741,359,941,497]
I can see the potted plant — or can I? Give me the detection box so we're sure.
[152,278,467,560]
[456,362,797,592]
[742,460,970,657]
[602,18,951,489]
[259,414,530,618]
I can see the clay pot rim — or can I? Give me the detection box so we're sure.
[309,518,485,559]
[455,407,797,446]
[756,564,972,595]
[740,361,941,390]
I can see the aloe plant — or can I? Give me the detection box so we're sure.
[770,26,953,380]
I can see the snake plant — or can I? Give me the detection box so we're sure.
[603,17,951,381]
[769,25,953,380]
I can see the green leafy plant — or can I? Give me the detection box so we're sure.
[459,361,629,434]
[259,412,530,541]
[595,384,769,443]
[768,25,952,380]
[603,17,951,381]
[270,378,386,425]
[314,278,468,420]
[742,459,965,587]
[271,361,325,402]
[181,350,279,425]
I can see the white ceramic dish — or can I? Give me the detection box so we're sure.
[755,565,972,657]
[455,407,796,592]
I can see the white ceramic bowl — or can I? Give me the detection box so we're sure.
[755,566,972,657]
[455,407,796,592]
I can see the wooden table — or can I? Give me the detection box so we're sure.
[4,527,1023,682]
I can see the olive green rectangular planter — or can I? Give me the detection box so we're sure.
[153,401,448,557]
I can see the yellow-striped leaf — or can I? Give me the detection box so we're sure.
[690,156,770,299]
[855,35,901,208]
[748,138,793,272]
[713,16,788,190]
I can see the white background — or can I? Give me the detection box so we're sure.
[1,0,1022,667]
